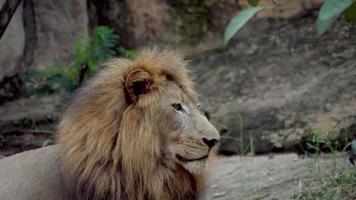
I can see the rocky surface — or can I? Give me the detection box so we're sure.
[21,0,88,69]
[0,94,66,156]
[88,0,324,51]
[0,0,324,78]
[207,153,352,200]
[0,0,325,80]
[0,95,64,129]
[0,0,88,80]
[0,0,88,109]
[1,3,355,155]
[193,16,356,154]
[0,0,24,80]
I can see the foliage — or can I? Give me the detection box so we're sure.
[224,0,356,45]
[25,62,73,94]
[73,26,120,78]
[345,1,356,24]
[352,140,356,154]
[316,0,355,34]
[224,6,263,45]
[212,113,256,155]
[301,129,342,154]
[247,0,259,7]
[169,0,210,44]
[295,128,356,200]
[305,131,328,154]
[25,26,136,95]
[294,161,356,200]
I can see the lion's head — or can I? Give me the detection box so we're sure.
[56,47,220,200]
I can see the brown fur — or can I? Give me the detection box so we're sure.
[56,47,210,200]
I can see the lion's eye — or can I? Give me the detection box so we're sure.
[197,103,200,108]
[172,103,183,111]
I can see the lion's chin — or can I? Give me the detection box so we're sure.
[179,159,208,175]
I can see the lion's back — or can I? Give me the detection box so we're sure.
[0,145,68,200]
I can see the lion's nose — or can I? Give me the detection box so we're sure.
[202,138,219,149]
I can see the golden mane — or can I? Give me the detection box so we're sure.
[56,47,207,200]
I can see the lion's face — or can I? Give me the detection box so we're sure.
[156,82,220,174]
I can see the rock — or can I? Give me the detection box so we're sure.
[207,153,352,200]
[88,0,169,48]
[0,0,326,81]
[0,0,89,104]
[0,0,89,78]
[0,94,67,156]
[193,17,356,154]
[0,94,66,131]
[0,0,25,80]
[0,74,23,105]
[88,0,324,53]
[207,0,240,29]
[21,0,89,69]
[241,0,324,19]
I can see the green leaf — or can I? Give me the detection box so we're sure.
[74,38,92,63]
[42,139,54,147]
[67,65,81,81]
[247,0,259,6]
[351,140,356,154]
[25,69,42,81]
[25,26,125,94]
[345,1,356,24]
[271,140,283,148]
[224,6,264,46]
[306,142,318,151]
[316,0,354,35]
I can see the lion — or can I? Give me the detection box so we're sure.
[0,47,220,200]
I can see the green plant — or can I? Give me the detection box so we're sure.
[305,130,325,155]
[25,26,136,94]
[316,0,355,34]
[213,113,255,155]
[224,0,356,45]
[294,129,355,200]
[25,61,74,94]
[72,26,119,79]
[42,139,54,147]
[294,163,356,200]
[224,6,263,45]
[301,129,342,154]
[236,113,255,155]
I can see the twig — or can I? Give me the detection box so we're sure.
[0,0,22,39]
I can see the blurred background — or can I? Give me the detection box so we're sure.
[0,0,355,199]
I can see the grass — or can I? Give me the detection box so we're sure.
[294,128,356,200]
[294,133,356,200]
[295,167,356,200]
[213,118,355,199]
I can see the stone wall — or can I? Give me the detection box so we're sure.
[193,17,356,154]
[0,0,325,80]
[0,0,24,80]
[0,0,88,79]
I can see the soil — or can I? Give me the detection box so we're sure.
[206,153,352,200]
[0,130,53,157]
[0,94,64,157]
[1,146,352,200]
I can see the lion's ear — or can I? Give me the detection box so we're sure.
[125,68,153,103]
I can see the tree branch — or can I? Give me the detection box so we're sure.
[0,0,22,39]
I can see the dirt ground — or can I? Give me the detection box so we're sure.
[0,148,353,199]
[206,153,352,200]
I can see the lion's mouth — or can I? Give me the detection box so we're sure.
[176,154,208,162]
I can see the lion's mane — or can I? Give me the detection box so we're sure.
[56,47,207,200]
